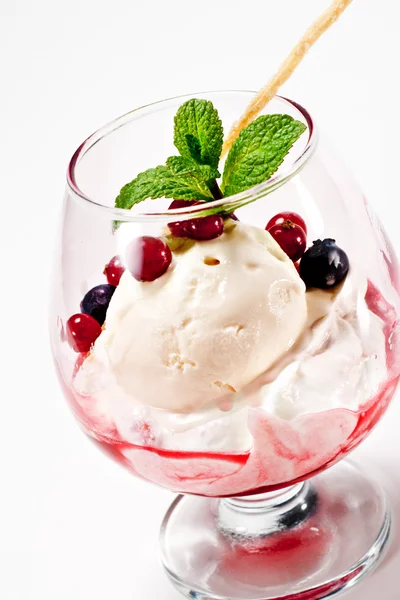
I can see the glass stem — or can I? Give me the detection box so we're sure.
[218,482,317,538]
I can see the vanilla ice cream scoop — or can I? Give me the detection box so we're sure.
[86,222,307,411]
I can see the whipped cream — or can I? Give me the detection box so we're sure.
[259,282,386,419]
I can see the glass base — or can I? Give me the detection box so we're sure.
[160,461,391,600]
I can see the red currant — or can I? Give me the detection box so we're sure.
[168,200,196,237]
[126,236,172,282]
[186,215,224,241]
[168,200,197,210]
[168,200,223,241]
[104,255,125,286]
[268,221,307,262]
[66,313,102,353]
[266,212,307,236]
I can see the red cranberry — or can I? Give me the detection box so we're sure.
[168,200,198,238]
[126,236,172,282]
[266,212,307,236]
[167,200,224,241]
[168,200,197,210]
[268,221,307,261]
[66,313,102,353]
[186,215,224,241]
[104,255,125,286]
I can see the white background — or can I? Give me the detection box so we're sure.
[2,0,400,598]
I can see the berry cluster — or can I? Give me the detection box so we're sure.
[66,203,225,354]
[67,254,127,353]
[66,207,350,355]
[66,233,174,353]
[66,275,119,353]
[266,211,349,289]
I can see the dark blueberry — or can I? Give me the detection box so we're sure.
[299,239,349,289]
[80,284,116,325]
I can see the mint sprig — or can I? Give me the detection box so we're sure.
[114,99,306,216]
[116,157,219,209]
[221,115,306,197]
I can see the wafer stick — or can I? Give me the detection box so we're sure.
[221,0,354,157]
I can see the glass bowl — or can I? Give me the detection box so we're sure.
[50,91,400,600]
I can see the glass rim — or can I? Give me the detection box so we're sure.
[67,90,318,223]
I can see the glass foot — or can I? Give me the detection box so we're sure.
[160,461,391,600]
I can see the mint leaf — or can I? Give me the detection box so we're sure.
[185,134,202,164]
[221,115,306,197]
[174,99,223,169]
[166,156,220,180]
[115,157,216,210]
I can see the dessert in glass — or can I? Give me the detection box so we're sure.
[50,91,400,600]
